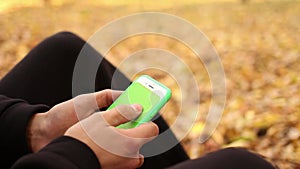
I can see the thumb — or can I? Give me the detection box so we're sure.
[101,104,142,127]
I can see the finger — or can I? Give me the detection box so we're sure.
[120,122,159,144]
[101,104,142,126]
[72,90,123,120]
[122,154,144,169]
[95,89,123,109]
[136,154,144,168]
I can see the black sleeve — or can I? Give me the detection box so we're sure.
[12,136,102,169]
[0,95,49,168]
[0,95,102,169]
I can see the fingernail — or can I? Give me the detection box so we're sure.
[131,104,142,113]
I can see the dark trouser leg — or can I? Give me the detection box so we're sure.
[167,147,276,169]
[0,32,189,168]
[0,32,125,106]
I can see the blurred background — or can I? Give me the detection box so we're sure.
[0,0,299,168]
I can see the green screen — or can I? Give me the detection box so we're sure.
[107,82,161,128]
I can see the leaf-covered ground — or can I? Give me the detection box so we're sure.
[0,1,299,168]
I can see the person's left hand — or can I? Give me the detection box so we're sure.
[27,89,122,152]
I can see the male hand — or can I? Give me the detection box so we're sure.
[27,89,122,152]
[65,104,159,169]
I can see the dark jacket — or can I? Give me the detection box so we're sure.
[0,95,101,169]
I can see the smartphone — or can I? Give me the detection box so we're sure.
[107,75,171,129]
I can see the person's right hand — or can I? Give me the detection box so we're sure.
[65,104,159,169]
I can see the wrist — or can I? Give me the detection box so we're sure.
[65,125,104,164]
[27,113,48,152]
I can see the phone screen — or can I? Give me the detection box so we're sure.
[108,81,162,128]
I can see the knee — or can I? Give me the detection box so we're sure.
[42,31,85,57]
[28,31,86,66]
[48,31,84,46]
[216,147,250,155]
[210,147,260,159]
[167,148,276,169]
[205,147,276,169]
[53,31,80,39]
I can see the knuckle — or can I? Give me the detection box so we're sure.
[97,89,113,106]
[74,93,94,106]
[151,123,159,136]
[101,89,111,95]
[74,93,89,100]
[121,158,141,169]
[116,106,135,121]
[111,111,123,124]
[130,158,143,169]
[142,122,159,137]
